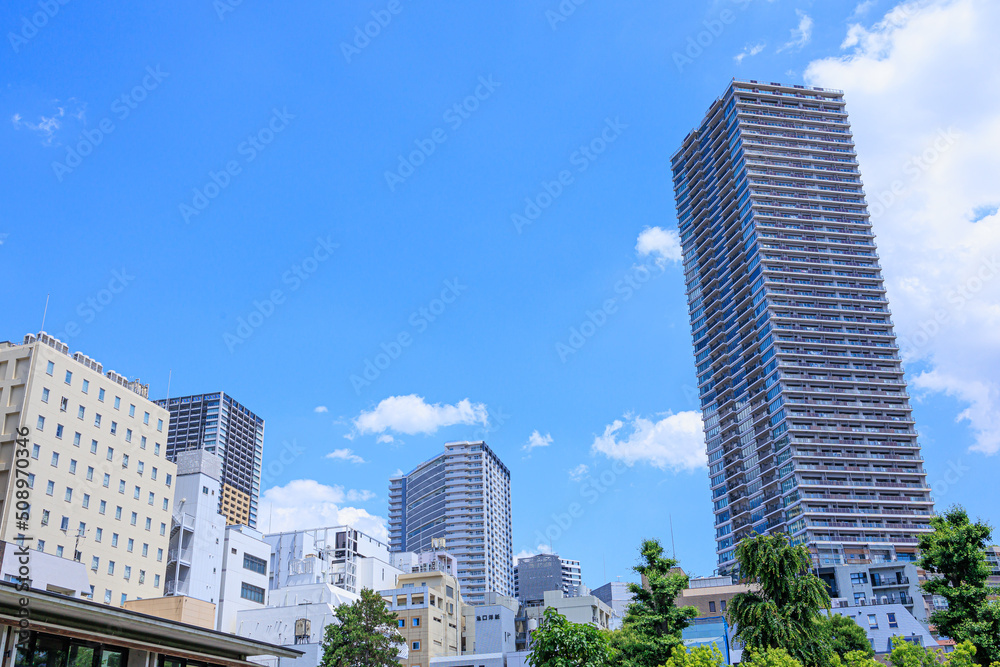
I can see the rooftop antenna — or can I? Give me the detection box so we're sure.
[40,294,50,332]
[166,370,172,399]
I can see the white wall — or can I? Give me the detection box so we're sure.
[218,524,270,632]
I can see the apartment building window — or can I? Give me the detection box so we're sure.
[137,461,144,475]
[412,617,420,627]
[412,642,420,652]
[86,466,94,481]
[124,566,131,581]
[154,574,160,588]
[114,397,120,410]
[115,506,122,520]
[51,452,59,466]
[157,419,163,432]
[94,414,101,428]
[157,548,163,561]
[95,528,103,542]
[868,614,878,629]
[143,412,150,425]
[125,429,132,443]
[104,589,111,604]
[111,534,119,547]
[130,512,137,526]
[98,388,105,401]
[110,422,117,435]
[37,541,44,552]
[73,432,81,446]
[243,553,267,574]
[78,406,85,419]
[148,492,154,505]
[81,379,89,393]
[851,573,868,585]
[64,371,72,385]
[397,619,405,628]
[41,388,49,402]
[31,444,39,459]
[55,425,64,439]
[119,481,126,494]
[99,500,106,514]
[36,416,45,431]
[121,593,127,606]
[69,459,77,474]
[709,601,717,613]
[90,440,98,454]
[129,405,135,418]
[151,467,157,480]
[127,539,134,552]
[122,454,129,468]
[103,473,110,488]
[142,543,148,557]
[82,494,90,508]
[46,481,54,496]
[155,443,161,456]
[240,583,265,603]
[138,570,145,584]
[60,398,69,412]
[888,613,898,629]
[162,498,168,511]
[41,510,49,526]
[133,485,140,499]
[107,561,115,576]
[56,546,64,558]
[46,361,54,375]
[91,556,99,571]
[140,436,147,449]
[165,473,171,486]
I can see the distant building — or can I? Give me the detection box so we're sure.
[265,525,396,593]
[592,581,635,630]
[516,590,614,651]
[827,604,937,655]
[217,524,271,633]
[677,574,748,617]
[381,568,473,666]
[466,592,519,655]
[986,545,1000,588]
[155,392,264,528]
[514,553,582,604]
[390,441,514,604]
[818,561,926,623]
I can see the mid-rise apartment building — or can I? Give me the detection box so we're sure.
[513,553,582,603]
[0,332,176,605]
[672,80,934,573]
[381,569,472,667]
[155,392,263,528]
[389,441,513,604]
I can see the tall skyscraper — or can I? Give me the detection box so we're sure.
[672,80,934,573]
[155,393,263,528]
[0,332,176,606]
[389,440,513,604]
[514,553,582,604]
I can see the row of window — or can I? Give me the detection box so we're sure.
[44,361,164,430]
[27,439,172,483]
[36,412,164,458]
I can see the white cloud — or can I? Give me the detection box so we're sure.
[778,10,814,51]
[592,411,706,472]
[523,430,553,453]
[636,226,682,267]
[259,480,384,539]
[734,42,766,64]
[314,406,329,413]
[852,0,877,17]
[376,434,395,444]
[804,0,1000,454]
[352,395,489,436]
[11,99,86,145]
[326,448,366,464]
[568,464,590,482]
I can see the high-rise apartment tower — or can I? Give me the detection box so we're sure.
[671,80,934,573]
[389,441,513,604]
[155,393,263,528]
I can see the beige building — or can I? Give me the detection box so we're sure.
[677,575,752,617]
[124,595,217,628]
[382,569,473,667]
[522,590,615,631]
[0,332,176,606]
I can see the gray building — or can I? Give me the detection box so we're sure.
[514,554,582,604]
[389,441,514,604]
[592,581,635,630]
[818,561,926,623]
[155,392,264,528]
[672,79,934,573]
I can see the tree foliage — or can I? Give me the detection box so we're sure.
[728,533,832,667]
[662,643,726,667]
[610,539,699,667]
[741,647,806,667]
[919,506,1000,666]
[319,588,404,667]
[815,614,874,660]
[527,608,613,667]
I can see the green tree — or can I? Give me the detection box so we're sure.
[815,614,874,660]
[919,506,1000,666]
[887,636,943,667]
[527,608,613,667]
[610,539,699,667]
[839,650,881,667]
[727,534,832,667]
[741,647,806,667]
[662,643,726,667]
[319,588,404,667]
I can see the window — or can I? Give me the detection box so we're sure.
[165,472,171,486]
[122,454,129,468]
[69,459,77,474]
[118,480,126,494]
[240,582,265,603]
[41,388,49,402]
[81,379,89,393]
[397,619,405,628]
[55,424,64,439]
[115,506,122,520]
[95,528,103,542]
[140,436,147,449]
[157,418,163,432]
[157,548,163,561]
[46,361,54,375]
[721,599,727,612]
[162,498,169,511]
[78,406,85,419]
[128,404,135,417]
[94,414,101,428]
[103,473,110,487]
[60,516,69,530]
[202,486,209,495]
[99,500,107,514]
[77,521,85,535]
[888,613,898,629]
[107,447,114,461]
[104,589,111,604]
[130,512,137,526]
[111,533,119,547]
[133,485,140,499]
[868,614,878,629]
[159,521,165,535]
[137,461,144,475]
[114,396,120,410]
[412,642,420,652]
[72,432,81,446]
[709,601,716,613]
[41,510,49,526]
[412,617,420,627]
[37,540,45,552]
[65,370,72,384]
[141,543,148,557]
[31,444,39,459]
[244,553,267,574]
[110,421,117,435]
[82,493,90,508]
[125,429,132,443]
[127,539,134,553]
[98,388,105,401]
[155,443,161,456]
[61,397,68,411]
[151,467,157,480]
[148,492,154,505]
[90,556,99,570]
[90,439,98,453]
[46,481,54,496]
[154,574,160,587]
[143,412,150,425]
[851,573,869,585]
[51,452,59,466]
[26,473,34,488]
[56,546,64,557]
[36,416,45,431]
[86,466,94,481]
[121,593,127,605]
[138,570,145,584]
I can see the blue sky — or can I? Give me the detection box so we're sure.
[3,0,999,585]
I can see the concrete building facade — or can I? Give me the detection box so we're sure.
[389,441,514,604]
[381,569,472,667]
[514,554,581,604]
[672,80,934,573]
[217,525,271,633]
[591,581,635,630]
[818,561,926,622]
[155,392,264,528]
[265,525,395,593]
[0,333,176,606]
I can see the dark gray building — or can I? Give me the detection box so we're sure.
[514,553,582,604]
[155,392,264,528]
[672,79,933,573]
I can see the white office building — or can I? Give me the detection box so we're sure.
[218,524,271,633]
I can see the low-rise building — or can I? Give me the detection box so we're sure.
[677,574,749,617]
[266,525,392,593]
[381,569,472,667]
[218,525,271,633]
[818,561,926,623]
[592,581,635,630]
[516,589,613,651]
